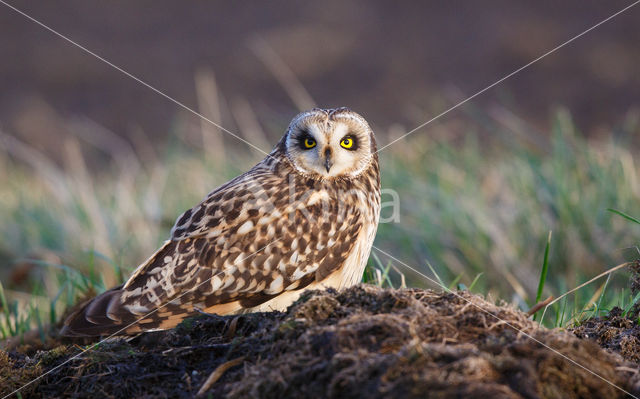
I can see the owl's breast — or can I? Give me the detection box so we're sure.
[293,175,380,289]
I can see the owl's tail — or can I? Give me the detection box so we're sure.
[60,242,183,337]
[60,287,247,337]
[60,283,203,337]
[62,240,178,336]
[60,238,252,337]
[60,285,136,337]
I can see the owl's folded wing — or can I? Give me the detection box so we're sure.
[169,166,282,241]
[61,174,363,336]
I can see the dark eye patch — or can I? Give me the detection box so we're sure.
[296,129,316,150]
[340,135,358,151]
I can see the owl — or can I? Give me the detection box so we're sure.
[62,107,381,336]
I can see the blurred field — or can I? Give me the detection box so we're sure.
[0,2,639,338]
[2,1,640,142]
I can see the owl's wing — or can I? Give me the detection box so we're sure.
[61,168,364,336]
[169,166,279,241]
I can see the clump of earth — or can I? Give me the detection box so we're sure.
[2,284,639,398]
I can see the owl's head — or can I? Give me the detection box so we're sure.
[281,108,377,179]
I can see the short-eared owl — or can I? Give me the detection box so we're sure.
[62,108,381,336]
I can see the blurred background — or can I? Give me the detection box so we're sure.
[0,1,639,335]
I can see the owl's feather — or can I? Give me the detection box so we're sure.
[62,108,380,336]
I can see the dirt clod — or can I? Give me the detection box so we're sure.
[2,285,639,398]
[572,307,640,364]
[570,260,640,365]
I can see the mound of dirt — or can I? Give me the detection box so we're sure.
[572,307,640,364]
[571,260,640,365]
[2,285,639,398]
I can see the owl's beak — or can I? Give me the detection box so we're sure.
[324,148,333,172]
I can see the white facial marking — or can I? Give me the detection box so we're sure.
[332,123,349,139]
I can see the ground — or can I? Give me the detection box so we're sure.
[1,285,639,398]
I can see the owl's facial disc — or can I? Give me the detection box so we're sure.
[285,109,374,178]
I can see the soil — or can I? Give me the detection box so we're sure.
[570,260,640,365]
[572,307,640,364]
[2,285,639,399]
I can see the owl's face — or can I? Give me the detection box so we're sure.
[283,108,376,179]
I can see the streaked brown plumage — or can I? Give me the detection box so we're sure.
[62,108,381,336]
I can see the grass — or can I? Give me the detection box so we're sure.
[531,231,552,322]
[535,231,552,305]
[608,208,640,226]
[0,94,638,337]
[375,108,639,325]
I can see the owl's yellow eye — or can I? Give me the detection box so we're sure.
[303,138,316,149]
[340,137,354,149]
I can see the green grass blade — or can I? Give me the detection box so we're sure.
[384,263,395,288]
[607,208,640,225]
[50,280,69,325]
[425,261,446,290]
[0,281,10,339]
[535,231,552,304]
[30,302,45,343]
[623,291,640,317]
[448,274,462,291]
[593,274,611,318]
[533,231,552,322]
[468,273,484,291]
[10,300,19,336]
[0,280,10,321]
